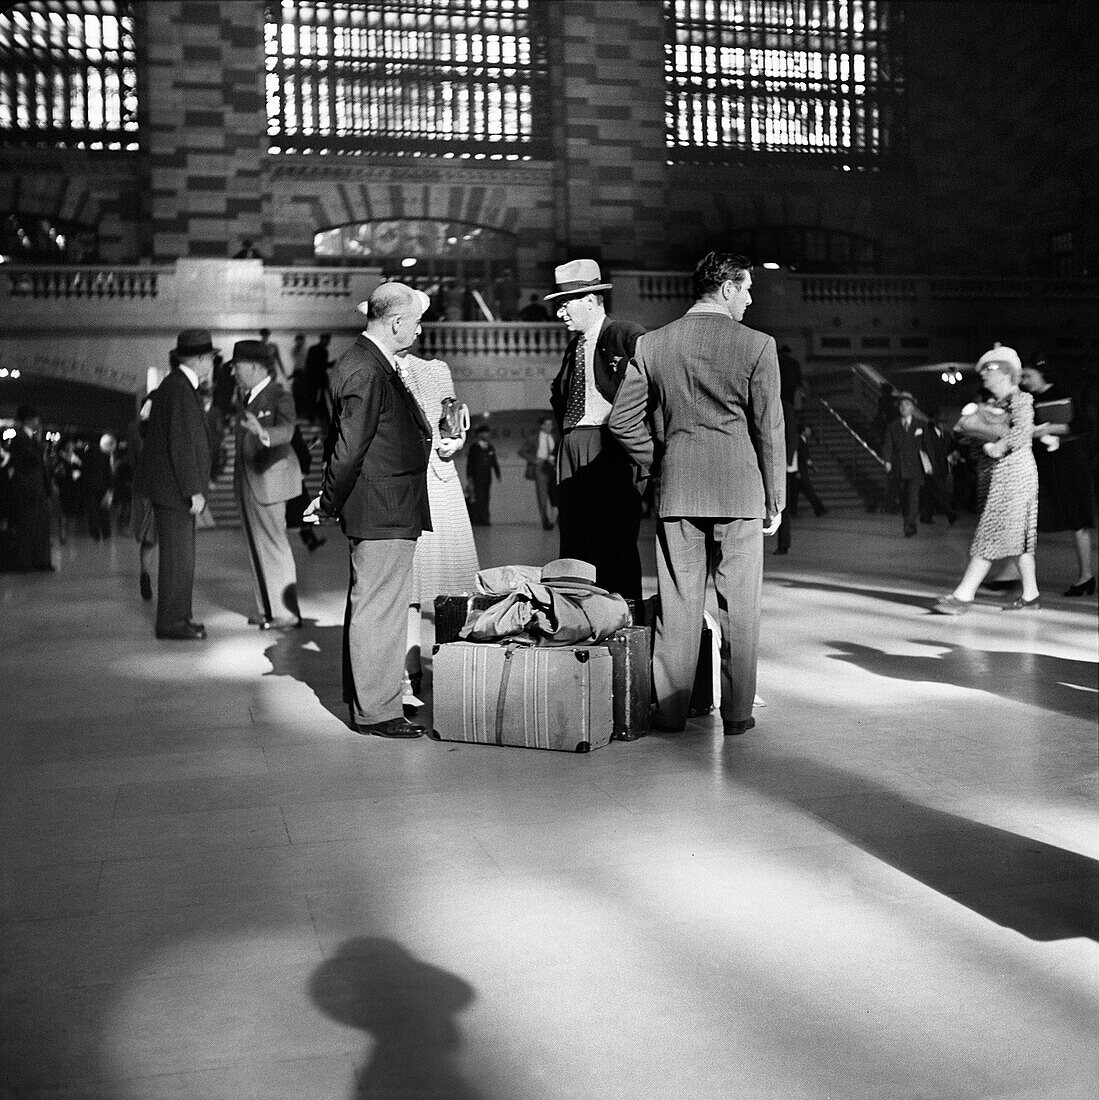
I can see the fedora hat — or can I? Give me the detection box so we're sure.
[174,328,218,357]
[228,340,274,369]
[540,557,598,584]
[894,391,918,405]
[544,259,612,303]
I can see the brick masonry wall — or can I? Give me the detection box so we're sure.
[143,0,268,261]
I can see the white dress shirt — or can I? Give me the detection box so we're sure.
[576,311,613,427]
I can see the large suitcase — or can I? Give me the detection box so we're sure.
[431,642,614,753]
[606,626,652,741]
[433,594,499,645]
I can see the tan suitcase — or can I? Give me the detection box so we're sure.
[431,642,614,753]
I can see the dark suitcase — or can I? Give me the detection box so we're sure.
[433,594,499,645]
[431,641,614,753]
[606,626,652,740]
[626,596,715,717]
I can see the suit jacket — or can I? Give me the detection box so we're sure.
[139,368,213,510]
[882,418,925,481]
[235,380,301,505]
[920,422,956,480]
[549,316,645,429]
[609,307,786,518]
[319,335,433,540]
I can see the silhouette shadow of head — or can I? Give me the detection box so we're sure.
[778,578,941,611]
[262,619,349,724]
[310,937,480,1099]
[827,639,1098,721]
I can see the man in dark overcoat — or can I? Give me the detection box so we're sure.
[140,329,216,640]
[4,405,53,571]
[881,393,925,537]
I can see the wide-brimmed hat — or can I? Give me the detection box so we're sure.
[540,558,597,584]
[228,340,275,369]
[174,328,218,357]
[894,391,918,406]
[544,259,612,303]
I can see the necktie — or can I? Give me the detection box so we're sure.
[563,335,587,430]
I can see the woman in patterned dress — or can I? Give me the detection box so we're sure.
[934,344,1040,614]
[396,344,480,704]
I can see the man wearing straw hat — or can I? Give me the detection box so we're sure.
[546,259,645,600]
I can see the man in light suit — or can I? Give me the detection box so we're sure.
[610,252,785,735]
[140,329,216,640]
[231,340,303,630]
[304,283,434,739]
[881,392,924,537]
[547,259,645,600]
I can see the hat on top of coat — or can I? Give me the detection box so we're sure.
[174,328,219,357]
[544,259,612,303]
[894,391,918,406]
[540,558,598,585]
[975,343,1023,380]
[228,340,275,370]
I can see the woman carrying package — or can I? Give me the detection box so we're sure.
[934,344,1040,614]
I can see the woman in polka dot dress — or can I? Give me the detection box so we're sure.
[934,344,1040,614]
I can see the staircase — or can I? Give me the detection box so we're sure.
[204,421,326,529]
[800,369,889,511]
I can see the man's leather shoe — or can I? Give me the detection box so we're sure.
[260,616,303,630]
[724,716,755,735]
[355,717,429,739]
[156,622,206,641]
[247,614,268,626]
[186,618,205,631]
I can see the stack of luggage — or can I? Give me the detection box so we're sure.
[431,559,649,752]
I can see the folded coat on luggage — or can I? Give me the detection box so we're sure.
[459,578,630,646]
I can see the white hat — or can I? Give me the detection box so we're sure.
[544,259,612,302]
[975,343,1022,375]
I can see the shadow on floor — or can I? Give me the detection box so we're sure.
[310,937,480,1099]
[729,754,1099,942]
[263,620,349,725]
[826,639,1099,721]
[776,578,946,610]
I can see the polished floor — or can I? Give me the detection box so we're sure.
[2,511,1097,1100]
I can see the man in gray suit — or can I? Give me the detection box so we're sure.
[610,252,785,735]
[304,283,434,739]
[231,340,303,629]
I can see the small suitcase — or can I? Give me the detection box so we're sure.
[433,594,499,645]
[606,626,652,741]
[431,641,614,753]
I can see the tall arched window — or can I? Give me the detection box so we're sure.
[665,0,902,168]
[265,0,549,158]
[0,0,139,150]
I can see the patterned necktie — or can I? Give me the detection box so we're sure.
[563,334,587,429]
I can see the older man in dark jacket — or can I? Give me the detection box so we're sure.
[305,283,433,739]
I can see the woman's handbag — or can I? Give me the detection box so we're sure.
[952,402,1008,443]
[439,398,470,440]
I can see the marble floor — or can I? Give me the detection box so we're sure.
[2,511,1097,1099]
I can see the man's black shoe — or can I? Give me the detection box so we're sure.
[156,622,206,641]
[186,618,205,631]
[355,717,429,739]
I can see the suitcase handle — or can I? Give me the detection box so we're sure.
[494,644,519,746]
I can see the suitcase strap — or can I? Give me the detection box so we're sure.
[493,644,520,746]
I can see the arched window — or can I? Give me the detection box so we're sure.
[0,0,139,150]
[265,0,549,158]
[665,0,902,168]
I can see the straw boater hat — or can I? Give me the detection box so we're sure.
[543,259,612,302]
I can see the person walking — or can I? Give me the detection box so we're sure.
[610,251,785,735]
[881,392,925,537]
[140,330,217,640]
[934,345,1041,614]
[465,425,501,526]
[519,415,558,530]
[4,405,54,572]
[303,283,433,739]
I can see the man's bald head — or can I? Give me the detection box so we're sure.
[362,282,425,356]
